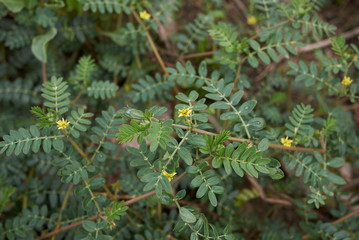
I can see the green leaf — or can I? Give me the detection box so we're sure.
[160,192,174,205]
[328,157,344,168]
[231,161,244,177]
[43,138,51,153]
[210,101,229,109]
[258,138,269,151]
[212,157,222,168]
[31,27,57,63]
[276,45,289,59]
[191,233,199,240]
[198,61,207,77]
[239,100,257,115]
[245,164,258,178]
[97,236,113,240]
[189,91,199,101]
[220,112,237,120]
[14,229,26,238]
[223,158,232,174]
[249,40,260,50]
[176,92,189,102]
[176,190,186,200]
[161,176,172,193]
[248,117,265,130]
[196,182,208,198]
[258,51,271,64]
[52,138,64,151]
[155,184,162,197]
[191,175,203,188]
[267,48,279,62]
[208,191,217,206]
[0,0,25,13]
[325,172,346,185]
[248,56,259,68]
[178,147,193,165]
[90,178,106,189]
[179,207,196,223]
[82,220,96,232]
[230,90,244,105]
[212,186,225,194]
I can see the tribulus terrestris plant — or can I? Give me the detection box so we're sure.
[0,0,358,239]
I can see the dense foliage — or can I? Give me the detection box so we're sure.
[0,0,358,239]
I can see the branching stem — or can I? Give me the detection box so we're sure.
[37,173,187,240]
[172,124,325,153]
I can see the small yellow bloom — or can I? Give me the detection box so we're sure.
[163,171,176,182]
[57,118,70,130]
[139,10,151,20]
[247,16,257,25]
[178,107,192,118]
[281,136,293,147]
[341,76,353,86]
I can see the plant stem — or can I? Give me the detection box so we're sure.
[132,10,169,77]
[37,172,187,240]
[51,183,74,240]
[65,133,114,200]
[224,63,242,129]
[182,51,215,59]
[331,208,359,225]
[22,167,34,209]
[42,62,47,82]
[302,208,359,239]
[66,134,90,162]
[172,124,325,153]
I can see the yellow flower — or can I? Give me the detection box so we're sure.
[57,118,70,130]
[178,107,192,118]
[341,76,353,86]
[281,136,293,147]
[247,16,257,25]
[163,171,176,182]
[139,10,151,20]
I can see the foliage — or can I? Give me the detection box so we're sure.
[0,0,358,239]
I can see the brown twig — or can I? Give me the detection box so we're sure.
[66,134,90,162]
[37,172,187,239]
[338,177,359,191]
[303,207,359,239]
[70,90,84,107]
[183,26,359,62]
[299,27,359,53]
[246,175,292,206]
[331,208,359,225]
[42,63,47,82]
[94,193,134,200]
[167,235,178,240]
[172,124,325,153]
[233,0,248,16]
[182,51,215,60]
[51,184,74,240]
[132,10,169,77]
